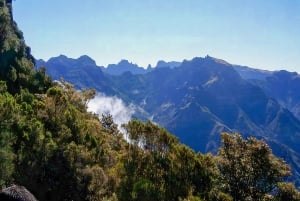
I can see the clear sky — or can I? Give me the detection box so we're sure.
[13,0,300,72]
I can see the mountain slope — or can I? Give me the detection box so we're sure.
[102,59,149,75]
[36,55,118,95]
[252,70,300,121]
[233,66,300,121]
[4,1,300,199]
[233,65,273,80]
[36,54,300,184]
[0,1,126,200]
[113,56,300,151]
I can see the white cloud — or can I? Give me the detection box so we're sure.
[87,93,135,127]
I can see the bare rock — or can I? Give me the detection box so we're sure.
[0,185,38,201]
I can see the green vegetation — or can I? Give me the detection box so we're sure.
[1,0,300,200]
[216,133,297,201]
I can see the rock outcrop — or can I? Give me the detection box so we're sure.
[0,185,38,201]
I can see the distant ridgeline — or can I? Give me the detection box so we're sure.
[37,54,300,186]
[2,0,300,200]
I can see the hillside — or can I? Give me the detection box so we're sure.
[248,70,300,121]
[39,54,300,185]
[2,1,300,200]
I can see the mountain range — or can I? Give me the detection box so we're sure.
[36,54,300,184]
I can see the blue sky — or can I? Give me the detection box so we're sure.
[13,0,300,72]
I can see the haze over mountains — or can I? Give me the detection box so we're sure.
[4,0,300,198]
[37,54,300,184]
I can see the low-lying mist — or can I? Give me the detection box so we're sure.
[87,93,135,127]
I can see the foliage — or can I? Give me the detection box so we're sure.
[118,120,217,201]
[275,182,300,201]
[1,1,300,201]
[0,80,123,200]
[217,133,291,201]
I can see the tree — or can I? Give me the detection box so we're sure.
[101,113,119,136]
[119,120,216,201]
[28,67,52,93]
[217,133,291,201]
[0,0,35,94]
[275,182,300,201]
[0,1,123,200]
